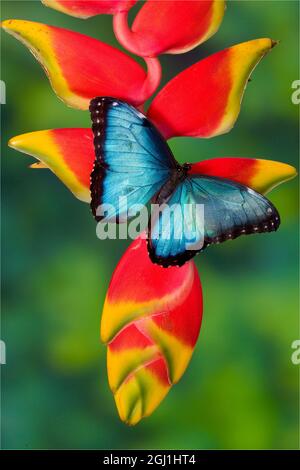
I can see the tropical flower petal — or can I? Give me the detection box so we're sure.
[113,0,225,57]
[2,19,161,109]
[42,0,137,18]
[148,39,277,139]
[102,236,202,425]
[8,129,94,202]
[189,158,297,194]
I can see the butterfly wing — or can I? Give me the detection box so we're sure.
[148,175,280,267]
[90,97,176,221]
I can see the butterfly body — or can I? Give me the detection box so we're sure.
[90,97,280,267]
[153,163,191,204]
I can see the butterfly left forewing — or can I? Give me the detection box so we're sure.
[89,97,176,222]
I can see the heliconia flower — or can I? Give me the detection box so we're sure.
[42,0,137,18]
[113,0,225,57]
[147,38,277,139]
[5,5,297,427]
[101,235,202,425]
[1,19,161,109]
[8,128,297,202]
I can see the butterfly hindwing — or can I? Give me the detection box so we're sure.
[148,175,280,267]
[90,97,176,221]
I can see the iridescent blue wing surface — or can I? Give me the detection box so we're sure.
[148,175,280,267]
[90,97,176,221]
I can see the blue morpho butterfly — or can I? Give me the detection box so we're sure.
[89,97,280,268]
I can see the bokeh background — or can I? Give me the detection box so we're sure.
[1,0,299,450]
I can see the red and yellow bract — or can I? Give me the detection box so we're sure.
[148,39,277,139]
[102,236,202,425]
[2,19,160,109]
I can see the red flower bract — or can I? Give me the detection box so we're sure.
[113,0,225,57]
[1,19,161,109]
[102,236,202,425]
[42,0,138,18]
[148,39,277,138]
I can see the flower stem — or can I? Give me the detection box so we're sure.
[113,11,141,56]
[139,56,161,103]
[113,12,161,103]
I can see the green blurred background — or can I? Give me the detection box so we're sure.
[1,0,299,450]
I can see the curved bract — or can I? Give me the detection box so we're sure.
[189,158,297,195]
[2,19,160,109]
[102,236,202,425]
[8,129,94,202]
[113,0,225,57]
[148,39,277,139]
